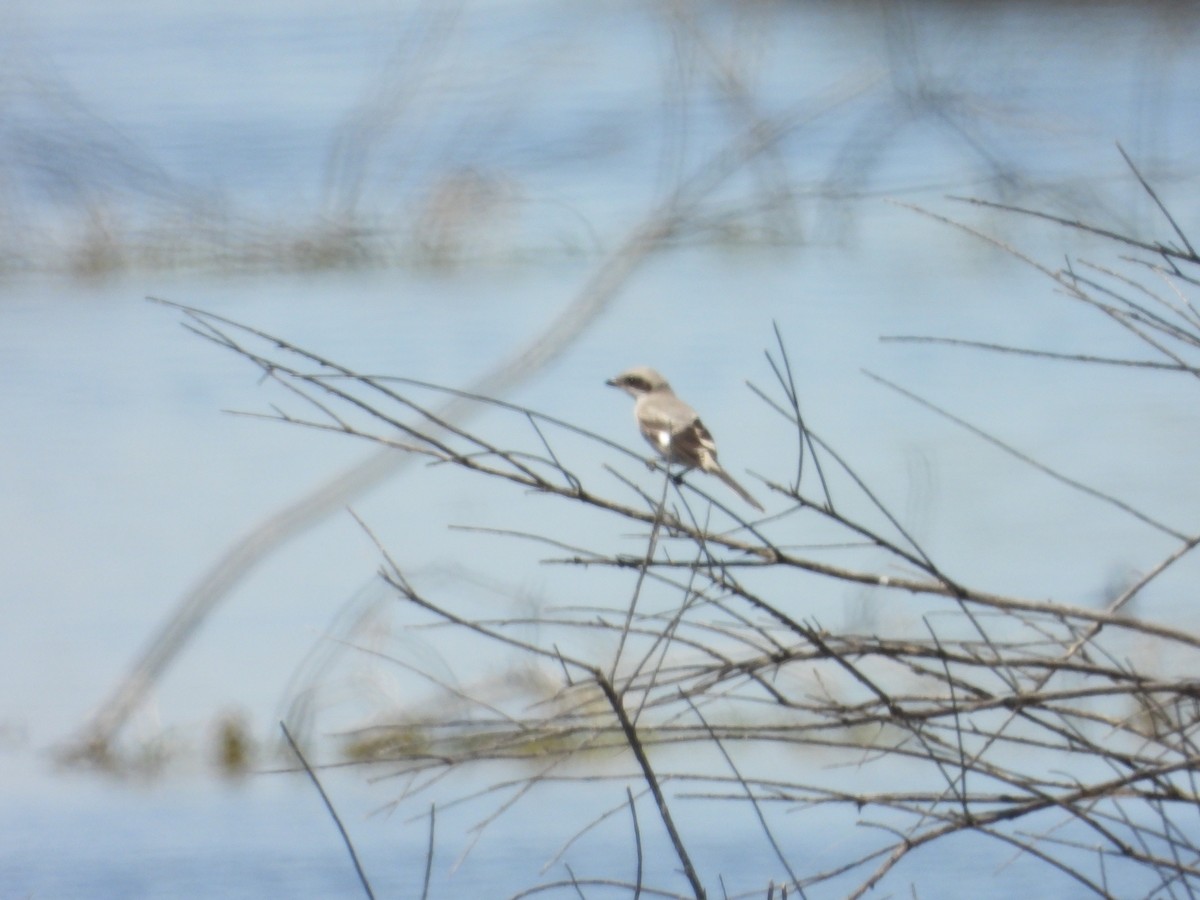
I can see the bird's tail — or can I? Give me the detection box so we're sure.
[713,466,764,512]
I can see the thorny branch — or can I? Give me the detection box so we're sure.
[161,161,1200,897]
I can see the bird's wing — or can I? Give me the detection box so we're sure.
[671,416,718,465]
[637,393,763,511]
[673,419,764,511]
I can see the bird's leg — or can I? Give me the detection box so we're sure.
[650,458,686,485]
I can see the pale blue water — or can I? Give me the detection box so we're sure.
[3,0,1200,896]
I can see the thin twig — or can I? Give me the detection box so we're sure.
[280,721,377,900]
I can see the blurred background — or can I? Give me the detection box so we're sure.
[3,0,1200,895]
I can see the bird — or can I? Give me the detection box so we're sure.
[606,365,764,511]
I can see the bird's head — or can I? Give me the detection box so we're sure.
[605,366,670,398]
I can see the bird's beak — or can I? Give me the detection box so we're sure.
[604,378,618,388]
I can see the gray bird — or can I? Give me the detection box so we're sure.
[606,366,764,511]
